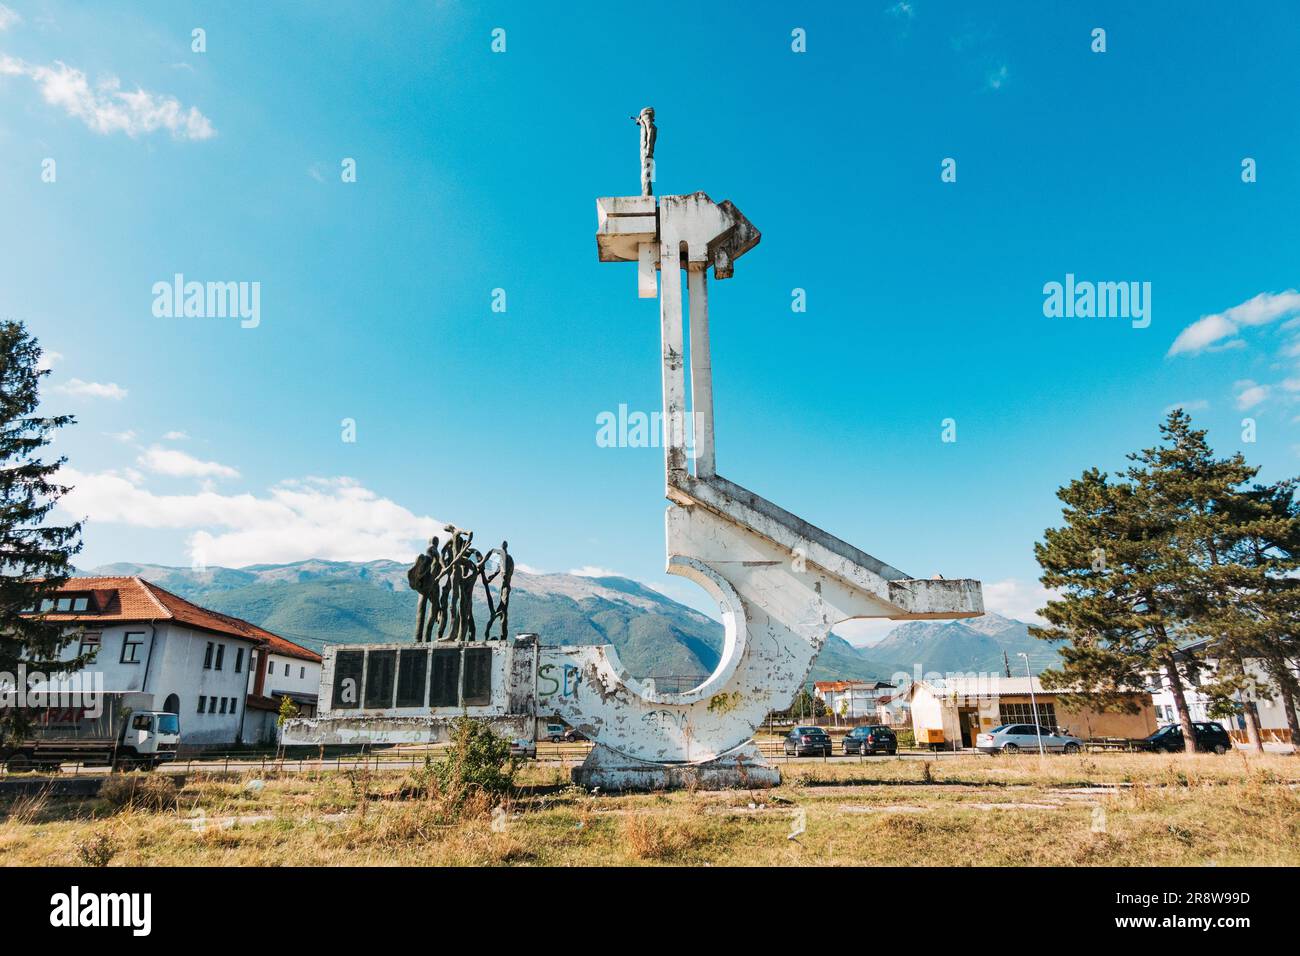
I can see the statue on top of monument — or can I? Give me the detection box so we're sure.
[634,106,656,196]
[407,525,514,643]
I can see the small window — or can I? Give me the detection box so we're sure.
[79,631,102,656]
[39,598,54,613]
[204,642,214,669]
[219,698,227,714]
[284,663,290,677]
[214,644,225,671]
[131,714,152,731]
[230,697,238,714]
[197,696,206,713]
[234,648,244,673]
[300,666,305,680]
[71,596,90,612]
[208,697,216,714]
[121,632,145,664]
[55,597,73,612]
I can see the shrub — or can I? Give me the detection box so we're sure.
[433,718,517,803]
[100,773,180,812]
[75,833,119,867]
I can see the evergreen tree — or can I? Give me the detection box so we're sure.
[1032,411,1259,753]
[0,321,86,744]
[1194,478,1300,751]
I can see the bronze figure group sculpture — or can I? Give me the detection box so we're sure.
[406,526,513,643]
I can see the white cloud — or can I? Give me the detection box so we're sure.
[1167,290,1300,357]
[569,565,621,578]
[0,5,20,31]
[55,378,126,400]
[137,445,238,479]
[58,470,444,567]
[1234,379,1270,410]
[161,430,189,441]
[981,577,1057,626]
[105,430,137,443]
[0,55,215,140]
[36,349,63,371]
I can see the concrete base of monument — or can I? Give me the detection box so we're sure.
[571,741,780,792]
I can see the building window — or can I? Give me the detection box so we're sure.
[284,663,290,677]
[71,596,90,612]
[998,702,1058,729]
[214,644,225,671]
[204,642,214,669]
[234,648,243,673]
[197,696,207,713]
[79,631,102,656]
[121,632,145,664]
[230,697,238,714]
[300,666,305,680]
[55,596,73,612]
[219,698,227,714]
[208,697,216,714]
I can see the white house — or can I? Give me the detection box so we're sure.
[1150,638,1299,746]
[813,680,896,720]
[243,633,323,745]
[30,576,308,749]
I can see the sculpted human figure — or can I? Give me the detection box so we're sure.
[407,526,515,643]
[635,106,656,196]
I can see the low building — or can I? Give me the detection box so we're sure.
[903,676,1156,749]
[813,680,896,720]
[27,576,315,749]
[244,633,323,746]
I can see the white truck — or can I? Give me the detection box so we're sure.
[0,691,181,772]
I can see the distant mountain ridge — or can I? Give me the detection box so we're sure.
[83,561,1056,683]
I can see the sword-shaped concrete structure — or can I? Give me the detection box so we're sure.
[538,114,984,789]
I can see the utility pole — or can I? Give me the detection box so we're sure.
[1019,652,1046,757]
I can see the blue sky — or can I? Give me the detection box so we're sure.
[3,1,1299,642]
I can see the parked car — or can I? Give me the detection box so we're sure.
[542,723,566,742]
[562,728,588,743]
[842,725,897,756]
[1137,722,1232,754]
[783,726,832,757]
[976,724,1083,755]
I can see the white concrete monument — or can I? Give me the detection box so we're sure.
[283,111,983,791]
[542,110,984,789]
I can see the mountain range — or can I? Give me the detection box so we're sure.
[85,560,1058,683]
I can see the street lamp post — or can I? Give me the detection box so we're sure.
[1019,653,1046,757]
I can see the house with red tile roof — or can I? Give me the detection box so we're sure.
[29,577,321,748]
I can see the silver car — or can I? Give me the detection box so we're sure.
[977,723,1083,755]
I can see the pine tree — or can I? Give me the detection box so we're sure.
[0,321,86,745]
[1032,411,1258,754]
[1194,479,1300,751]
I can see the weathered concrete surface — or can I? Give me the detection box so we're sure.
[281,714,533,747]
[576,185,984,790]
[572,741,779,792]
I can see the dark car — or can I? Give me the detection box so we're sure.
[1139,721,1232,755]
[842,725,897,756]
[783,726,832,757]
